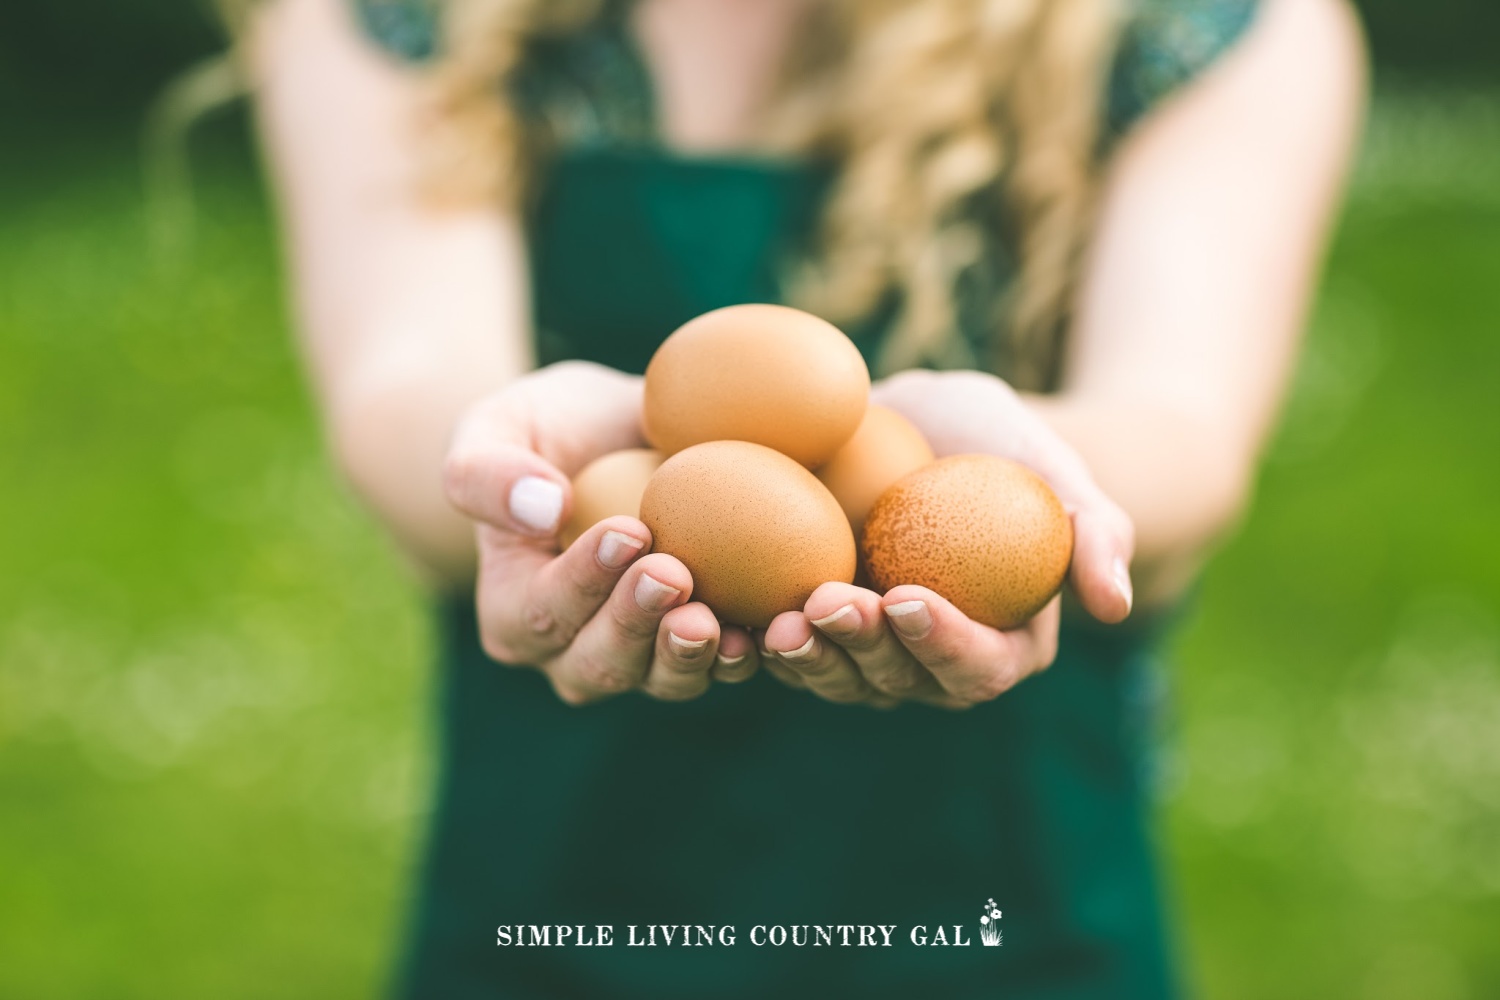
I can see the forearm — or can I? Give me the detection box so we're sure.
[250,0,536,586]
[1031,0,1364,605]
[327,354,512,586]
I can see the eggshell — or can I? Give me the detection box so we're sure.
[860,455,1073,630]
[559,448,663,549]
[639,440,856,627]
[642,304,869,467]
[815,405,935,534]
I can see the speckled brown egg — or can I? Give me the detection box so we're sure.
[642,304,869,467]
[815,405,935,535]
[639,440,856,627]
[559,448,664,549]
[861,455,1073,630]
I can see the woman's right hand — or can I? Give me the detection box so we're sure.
[442,361,761,704]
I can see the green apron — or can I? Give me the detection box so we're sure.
[399,153,1172,1000]
[347,3,1260,996]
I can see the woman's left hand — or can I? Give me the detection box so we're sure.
[759,369,1136,710]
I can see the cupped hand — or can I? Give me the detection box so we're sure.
[443,361,760,704]
[760,368,1135,710]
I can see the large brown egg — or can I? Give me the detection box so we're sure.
[642,304,869,467]
[815,405,935,535]
[639,440,856,627]
[861,455,1073,630]
[560,448,663,549]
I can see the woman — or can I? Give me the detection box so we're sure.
[245,0,1362,995]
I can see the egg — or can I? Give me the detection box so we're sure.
[642,304,869,467]
[639,440,856,627]
[815,405,935,534]
[559,448,664,549]
[860,455,1073,630]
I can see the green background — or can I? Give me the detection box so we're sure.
[1,3,1497,998]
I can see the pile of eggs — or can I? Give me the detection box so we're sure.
[561,304,1074,630]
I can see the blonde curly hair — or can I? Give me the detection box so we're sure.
[190,0,1119,388]
[424,0,1121,389]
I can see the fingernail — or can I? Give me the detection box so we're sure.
[716,653,746,668]
[668,632,709,656]
[780,635,818,661]
[810,603,860,637]
[597,529,645,569]
[509,476,563,534]
[634,573,681,614]
[1112,556,1133,615]
[885,600,933,639]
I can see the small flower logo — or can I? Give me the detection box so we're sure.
[979,898,1002,947]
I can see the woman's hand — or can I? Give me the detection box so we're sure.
[759,368,1135,710]
[443,361,760,705]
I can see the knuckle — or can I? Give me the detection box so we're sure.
[523,598,555,635]
[644,676,711,702]
[812,677,871,704]
[573,655,636,697]
[920,644,965,679]
[551,680,596,707]
[872,666,924,696]
[521,597,576,649]
[962,668,1015,704]
[479,627,520,665]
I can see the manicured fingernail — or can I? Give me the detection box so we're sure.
[668,632,708,655]
[780,635,817,661]
[509,476,563,533]
[1112,556,1133,614]
[885,600,933,639]
[810,603,860,637]
[634,573,681,614]
[597,529,644,569]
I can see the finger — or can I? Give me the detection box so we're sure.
[444,427,572,539]
[641,603,720,701]
[756,631,807,690]
[764,611,878,704]
[475,515,651,664]
[1068,506,1134,625]
[1007,419,1133,626]
[547,552,692,705]
[879,586,1059,705]
[803,582,944,701]
[712,626,760,683]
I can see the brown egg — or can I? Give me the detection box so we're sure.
[559,448,663,549]
[815,405,935,535]
[639,440,856,627]
[861,455,1073,630]
[642,304,869,467]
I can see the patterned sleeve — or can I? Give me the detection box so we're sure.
[349,0,441,62]
[1105,0,1260,138]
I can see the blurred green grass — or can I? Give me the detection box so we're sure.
[1,91,1497,999]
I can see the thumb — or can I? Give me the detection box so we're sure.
[444,419,571,538]
[1067,504,1134,626]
